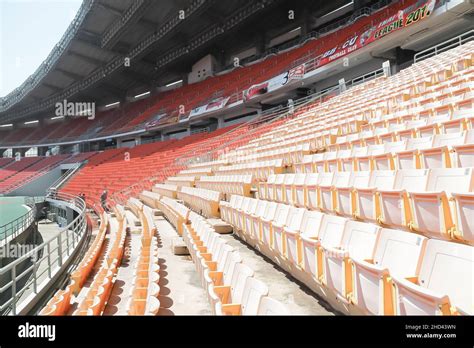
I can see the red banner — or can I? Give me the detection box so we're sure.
[316,0,436,68]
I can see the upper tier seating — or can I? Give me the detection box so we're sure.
[0,0,419,147]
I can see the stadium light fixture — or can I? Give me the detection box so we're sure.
[134,91,151,99]
[105,101,120,108]
[321,1,354,18]
[24,120,39,125]
[0,123,13,128]
[166,80,183,87]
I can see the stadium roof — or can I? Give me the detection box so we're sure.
[0,0,360,123]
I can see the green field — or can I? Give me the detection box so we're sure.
[0,196,29,227]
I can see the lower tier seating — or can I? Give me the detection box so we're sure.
[220,196,473,315]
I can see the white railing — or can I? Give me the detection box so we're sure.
[0,192,87,315]
[414,29,474,63]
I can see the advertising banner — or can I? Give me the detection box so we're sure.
[243,64,305,101]
[145,113,166,130]
[188,97,230,118]
[315,0,436,68]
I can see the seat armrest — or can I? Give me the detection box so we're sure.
[213,286,231,304]
[206,261,217,271]
[221,303,242,316]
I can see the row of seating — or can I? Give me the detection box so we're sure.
[258,169,474,243]
[214,159,284,181]
[139,190,162,209]
[220,196,472,315]
[227,144,311,166]
[340,110,474,146]
[329,113,474,151]
[156,196,190,236]
[228,55,473,164]
[72,206,126,315]
[177,167,213,178]
[127,202,161,315]
[295,131,474,173]
[39,280,75,316]
[195,175,253,197]
[152,183,178,199]
[177,187,222,218]
[182,209,289,315]
[165,176,196,187]
[70,213,109,294]
[40,212,109,315]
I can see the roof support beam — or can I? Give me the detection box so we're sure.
[95,2,123,17]
[68,50,106,66]
[55,68,84,80]
[101,0,154,49]
[42,83,63,92]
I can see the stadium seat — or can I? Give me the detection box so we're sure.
[350,228,427,315]
[257,296,290,315]
[409,168,474,239]
[392,239,473,315]
[300,214,346,280]
[377,169,429,229]
[322,220,380,304]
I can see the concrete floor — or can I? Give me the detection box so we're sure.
[153,216,212,315]
[104,212,212,315]
[220,233,337,315]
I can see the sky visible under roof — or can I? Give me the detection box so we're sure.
[0,0,83,97]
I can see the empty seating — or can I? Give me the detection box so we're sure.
[350,228,427,315]
[196,175,253,197]
[177,187,222,218]
[152,184,178,198]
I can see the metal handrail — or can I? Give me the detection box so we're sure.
[0,198,36,244]
[347,68,385,87]
[48,163,82,191]
[414,29,474,63]
[0,191,86,315]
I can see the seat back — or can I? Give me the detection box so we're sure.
[240,277,269,315]
[393,169,429,191]
[425,168,473,193]
[223,252,243,285]
[432,132,465,147]
[318,215,347,248]
[340,221,380,260]
[217,245,235,272]
[373,228,427,277]
[273,204,290,226]
[262,201,278,220]
[407,136,433,150]
[257,297,290,315]
[417,239,473,315]
[254,200,268,218]
[384,140,406,153]
[368,170,396,189]
[230,263,255,304]
[332,172,351,188]
[285,207,306,231]
[349,171,371,188]
[299,210,324,237]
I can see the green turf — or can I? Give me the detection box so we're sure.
[0,196,29,227]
